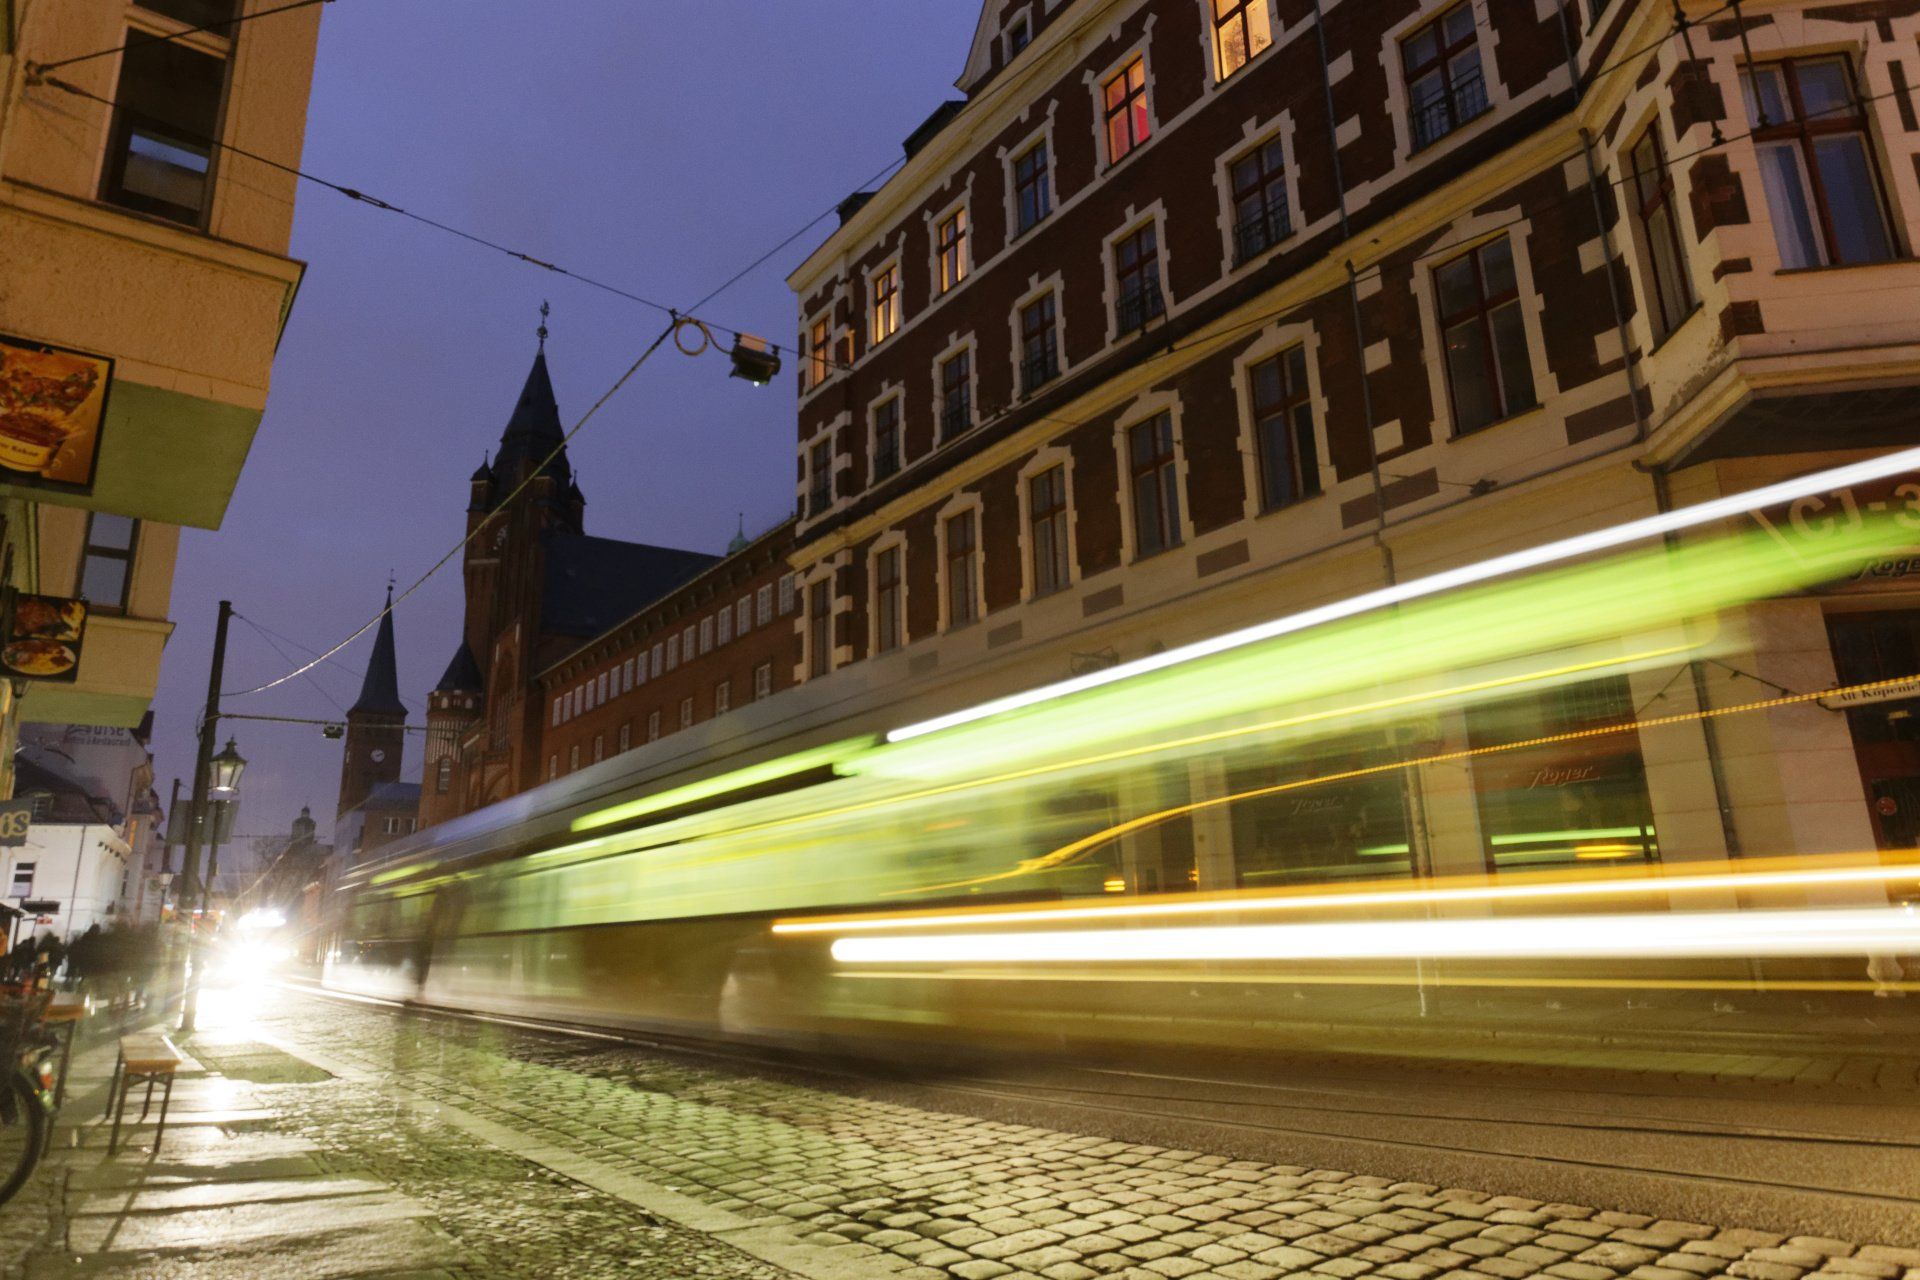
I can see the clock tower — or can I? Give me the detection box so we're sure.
[337,586,407,819]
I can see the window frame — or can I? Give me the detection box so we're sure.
[1248,344,1322,511]
[935,204,971,294]
[942,506,982,631]
[1625,122,1696,342]
[805,312,833,390]
[1111,220,1166,336]
[1011,136,1053,236]
[1210,0,1274,83]
[1017,290,1061,396]
[807,436,834,518]
[870,392,903,482]
[1026,462,1072,598]
[77,513,140,613]
[807,577,834,678]
[753,661,773,699]
[868,259,902,345]
[1125,410,1184,560]
[1228,133,1293,265]
[1432,234,1539,436]
[97,11,234,229]
[938,344,975,442]
[1742,55,1899,270]
[873,542,905,654]
[1101,54,1152,166]
[1400,2,1489,152]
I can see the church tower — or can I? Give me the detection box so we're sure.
[337,588,406,819]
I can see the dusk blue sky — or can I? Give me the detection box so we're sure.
[151,3,983,848]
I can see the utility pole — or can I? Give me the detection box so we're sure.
[176,599,232,1036]
[160,776,181,910]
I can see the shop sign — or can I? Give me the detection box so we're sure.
[1750,475,1920,589]
[0,334,112,495]
[18,899,59,915]
[1472,742,1644,794]
[0,800,30,847]
[0,594,86,682]
[1819,674,1920,711]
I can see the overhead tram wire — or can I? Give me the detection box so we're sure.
[234,614,352,715]
[24,0,335,75]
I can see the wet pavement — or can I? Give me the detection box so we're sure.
[7,982,1919,1280]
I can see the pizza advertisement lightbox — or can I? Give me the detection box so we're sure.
[0,334,113,495]
[2,594,87,683]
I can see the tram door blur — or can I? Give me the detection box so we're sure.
[1827,611,1920,851]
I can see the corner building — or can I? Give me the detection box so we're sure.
[782,0,1920,888]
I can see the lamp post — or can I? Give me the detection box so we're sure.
[201,739,246,918]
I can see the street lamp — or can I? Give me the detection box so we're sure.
[211,738,247,795]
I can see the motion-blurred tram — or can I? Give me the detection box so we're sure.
[326,456,1920,1064]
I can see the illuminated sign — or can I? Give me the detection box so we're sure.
[0,801,30,847]
[1820,675,1920,711]
[0,594,86,683]
[0,334,112,495]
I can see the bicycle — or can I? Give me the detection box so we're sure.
[0,985,57,1207]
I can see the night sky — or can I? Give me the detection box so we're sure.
[150,2,982,852]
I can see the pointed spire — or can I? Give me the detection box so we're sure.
[727,512,749,555]
[493,335,569,484]
[350,585,407,717]
[537,300,550,351]
[470,452,491,483]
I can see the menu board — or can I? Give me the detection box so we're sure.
[1,593,87,683]
[0,334,113,495]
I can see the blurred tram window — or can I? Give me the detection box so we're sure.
[1462,674,1659,872]
[1228,733,1413,886]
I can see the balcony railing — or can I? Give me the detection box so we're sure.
[1232,200,1293,265]
[940,395,971,441]
[1021,342,1060,396]
[1409,66,1489,151]
[1116,279,1165,334]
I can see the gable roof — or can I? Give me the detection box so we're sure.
[540,532,717,638]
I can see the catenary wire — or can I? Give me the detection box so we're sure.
[25,0,334,74]
[236,615,350,715]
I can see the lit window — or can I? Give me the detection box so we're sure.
[1743,57,1895,269]
[79,514,139,612]
[1403,4,1487,151]
[875,545,904,653]
[940,350,973,442]
[1212,0,1272,80]
[870,263,901,343]
[808,315,832,387]
[1028,466,1070,597]
[1013,141,1052,234]
[809,579,833,678]
[715,680,731,714]
[1103,57,1150,164]
[1626,126,1695,340]
[1019,294,1059,395]
[872,397,902,481]
[1250,346,1320,510]
[100,33,226,226]
[1129,413,1182,558]
[754,662,773,699]
[945,510,979,628]
[679,697,695,729]
[1113,223,1164,333]
[1435,236,1537,433]
[1230,137,1291,264]
[937,208,970,293]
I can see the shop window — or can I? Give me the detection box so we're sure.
[1228,736,1412,886]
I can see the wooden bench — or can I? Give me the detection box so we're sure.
[107,1033,182,1155]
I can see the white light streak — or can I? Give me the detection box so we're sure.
[828,907,1920,965]
[885,447,1920,743]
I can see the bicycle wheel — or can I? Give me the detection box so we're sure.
[0,1067,47,1206]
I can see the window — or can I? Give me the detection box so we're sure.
[808,315,832,387]
[940,350,972,441]
[1114,224,1165,332]
[26,794,50,820]
[870,262,901,343]
[808,440,833,517]
[1213,0,1272,80]
[872,397,902,481]
[699,617,714,654]
[715,680,731,714]
[1020,293,1059,395]
[809,579,833,677]
[1006,12,1031,57]
[593,734,604,764]
[754,662,773,699]
[1625,127,1695,340]
[1743,57,1896,269]
[736,597,752,634]
[582,681,594,712]
[435,756,452,794]
[618,723,631,752]
[383,817,415,836]
[1251,347,1321,509]
[717,607,733,646]
[100,32,226,226]
[569,745,580,772]
[79,514,139,612]
[650,643,663,677]
[1014,141,1052,234]
[1230,137,1291,263]
[1435,236,1537,433]
[1103,57,1151,164]
[682,626,696,661]
[666,634,680,669]
[679,697,695,729]
[549,756,558,780]
[623,657,635,690]
[10,862,33,897]
[1029,466,1070,597]
[551,698,562,728]
[758,584,775,625]
[777,575,795,616]
[1403,4,1487,150]
[945,511,979,628]
[647,710,661,741]
[937,208,969,293]
[598,672,609,701]
[875,545,904,653]
[1129,413,1182,558]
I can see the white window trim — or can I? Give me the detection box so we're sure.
[928,195,975,299]
[932,333,980,444]
[801,305,838,398]
[865,382,907,484]
[1100,202,1173,347]
[1229,319,1335,521]
[1214,111,1301,273]
[1614,108,1703,352]
[1410,212,1560,442]
[1112,390,1196,564]
[1085,30,1160,173]
[999,114,1059,242]
[866,253,905,348]
[802,564,838,680]
[1380,0,1512,173]
[934,491,987,633]
[1003,9,1032,63]
[1008,271,1068,399]
[1015,446,1080,601]
[799,414,847,523]
[867,531,911,657]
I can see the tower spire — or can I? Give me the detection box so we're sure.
[537,300,550,352]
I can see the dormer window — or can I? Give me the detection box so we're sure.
[1005,13,1032,58]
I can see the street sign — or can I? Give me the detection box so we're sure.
[0,799,30,846]
[1820,675,1920,711]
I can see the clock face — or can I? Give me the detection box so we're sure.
[371,749,386,763]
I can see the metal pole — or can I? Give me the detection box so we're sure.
[177,600,231,1035]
